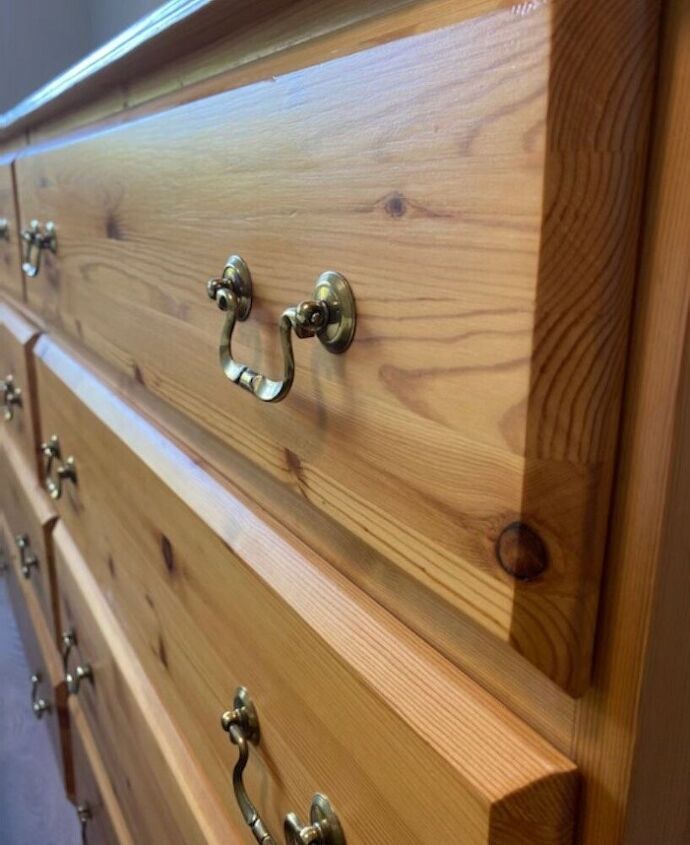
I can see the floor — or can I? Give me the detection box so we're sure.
[0,577,78,844]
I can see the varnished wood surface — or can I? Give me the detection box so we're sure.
[0,0,509,144]
[69,699,134,845]
[572,1,690,841]
[0,302,42,475]
[0,438,60,646]
[13,1,658,695]
[0,509,73,798]
[53,522,275,845]
[37,334,577,845]
[0,160,22,300]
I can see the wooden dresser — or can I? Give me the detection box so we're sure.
[0,1,687,843]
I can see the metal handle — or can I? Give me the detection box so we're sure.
[221,687,345,845]
[61,629,76,673]
[0,218,9,241]
[21,220,57,277]
[1,374,22,421]
[40,434,77,500]
[15,534,39,579]
[30,672,51,719]
[66,663,92,696]
[62,627,92,695]
[77,802,92,844]
[206,256,356,403]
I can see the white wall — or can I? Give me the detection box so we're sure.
[0,0,162,112]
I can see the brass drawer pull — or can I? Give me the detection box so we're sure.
[61,628,93,695]
[21,220,57,277]
[1,374,22,421]
[30,672,51,719]
[15,534,38,579]
[41,434,77,500]
[0,218,9,241]
[221,687,346,845]
[77,802,92,844]
[207,256,356,403]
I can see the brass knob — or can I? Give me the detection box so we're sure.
[21,220,57,277]
[1,375,22,421]
[66,663,93,696]
[15,534,38,579]
[30,673,51,719]
[206,256,356,403]
[221,687,346,845]
[40,434,77,500]
[0,218,9,241]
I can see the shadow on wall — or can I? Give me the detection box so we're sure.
[0,0,163,113]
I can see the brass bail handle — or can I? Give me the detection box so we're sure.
[15,534,38,579]
[40,434,77,500]
[221,688,346,845]
[61,628,93,696]
[30,672,51,719]
[1,374,22,421]
[77,802,92,844]
[0,218,9,240]
[206,256,356,403]
[21,219,57,278]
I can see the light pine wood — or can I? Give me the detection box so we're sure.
[572,1,690,841]
[0,509,73,798]
[0,161,23,301]
[54,522,246,845]
[0,438,60,645]
[37,334,577,845]
[13,0,658,695]
[69,699,134,845]
[0,301,43,475]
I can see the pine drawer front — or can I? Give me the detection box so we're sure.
[14,3,657,695]
[35,335,577,845]
[69,699,134,845]
[53,523,242,845]
[0,438,59,643]
[0,509,72,795]
[0,158,22,300]
[0,302,42,474]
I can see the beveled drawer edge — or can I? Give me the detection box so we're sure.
[69,697,134,845]
[53,521,240,845]
[35,333,579,828]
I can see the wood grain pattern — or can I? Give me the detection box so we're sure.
[0,160,23,300]
[69,698,135,845]
[0,301,43,475]
[12,1,658,694]
[54,523,243,845]
[0,0,510,144]
[572,0,690,840]
[0,437,60,645]
[0,509,73,798]
[38,336,578,845]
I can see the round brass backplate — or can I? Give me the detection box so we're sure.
[313,272,356,354]
[224,255,253,321]
[311,794,346,845]
[233,686,260,743]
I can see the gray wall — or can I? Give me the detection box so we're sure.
[0,0,162,112]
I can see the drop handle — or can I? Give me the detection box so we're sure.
[76,802,92,844]
[30,673,51,719]
[206,256,356,403]
[21,220,57,277]
[15,534,39,579]
[40,434,77,500]
[1,374,22,421]
[61,628,92,695]
[221,687,346,845]
[0,218,9,240]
